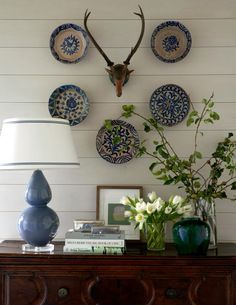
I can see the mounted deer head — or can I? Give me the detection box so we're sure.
[84,6,145,97]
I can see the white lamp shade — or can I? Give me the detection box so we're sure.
[0,118,79,169]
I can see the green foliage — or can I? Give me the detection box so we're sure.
[119,94,236,202]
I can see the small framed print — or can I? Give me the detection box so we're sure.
[96,185,143,240]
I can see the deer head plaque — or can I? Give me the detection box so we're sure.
[84,6,145,97]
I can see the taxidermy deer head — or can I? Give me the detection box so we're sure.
[84,6,145,97]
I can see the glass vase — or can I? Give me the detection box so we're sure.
[145,222,165,251]
[194,198,217,249]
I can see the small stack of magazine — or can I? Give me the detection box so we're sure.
[63,223,126,254]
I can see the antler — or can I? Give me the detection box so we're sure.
[84,9,114,67]
[123,5,145,66]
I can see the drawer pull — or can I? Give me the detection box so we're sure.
[58,287,69,298]
[165,288,179,299]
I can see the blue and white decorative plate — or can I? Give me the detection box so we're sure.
[150,84,190,126]
[151,21,192,63]
[96,120,140,164]
[48,84,89,126]
[50,23,89,64]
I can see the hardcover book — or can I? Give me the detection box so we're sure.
[63,245,125,254]
[65,238,125,247]
[65,230,125,240]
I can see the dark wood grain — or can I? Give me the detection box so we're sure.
[0,241,236,305]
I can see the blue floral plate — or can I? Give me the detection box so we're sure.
[48,84,89,126]
[150,84,190,126]
[50,23,89,64]
[151,21,192,63]
[96,120,140,164]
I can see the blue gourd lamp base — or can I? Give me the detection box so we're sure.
[18,169,60,252]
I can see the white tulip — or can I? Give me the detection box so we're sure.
[136,201,147,212]
[176,207,184,214]
[134,213,145,230]
[135,213,145,222]
[165,206,172,214]
[120,196,130,205]
[182,205,193,217]
[176,205,192,215]
[172,195,184,206]
[124,210,132,217]
[146,202,156,214]
[155,197,165,211]
[147,191,157,202]
[183,205,193,212]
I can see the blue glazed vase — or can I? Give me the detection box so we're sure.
[172,216,210,255]
[18,170,59,247]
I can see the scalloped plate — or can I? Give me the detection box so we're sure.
[150,84,190,126]
[50,23,89,64]
[48,84,89,126]
[96,120,140,164]
[151,21,192,63]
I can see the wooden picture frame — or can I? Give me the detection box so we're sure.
[96,185,143,240]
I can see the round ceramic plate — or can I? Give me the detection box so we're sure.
[48,84,89,126]
[150,84,190,126]
[96,120,140,164]
[151,21,192,63]
[50,23,89,64]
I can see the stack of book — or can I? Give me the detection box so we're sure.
[63,225,126,254]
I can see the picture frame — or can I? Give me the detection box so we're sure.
[96,185,143,240]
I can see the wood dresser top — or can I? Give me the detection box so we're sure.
[0,240,235,266]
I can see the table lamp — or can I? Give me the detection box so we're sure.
[0,118,79,252]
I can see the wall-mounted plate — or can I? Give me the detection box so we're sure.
[50,23,89,64]
[151,21,192,63]
[48,84,89,126]
[150,84,190,126]
[96,120,140,164]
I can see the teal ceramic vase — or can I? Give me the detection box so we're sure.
[172,216,210,255]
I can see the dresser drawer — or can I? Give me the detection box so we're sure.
[5,273,88,305]
[4,272,152,305]
[1,265,233,305]
[152,273,231,305]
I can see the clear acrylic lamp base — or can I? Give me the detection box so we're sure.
[22,243,54,253]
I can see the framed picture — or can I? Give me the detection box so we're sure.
[96,185,143,240]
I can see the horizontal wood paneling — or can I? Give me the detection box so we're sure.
[0,0,235,19]
[0,48,236,75]
[0,75,235,103]
[0,19,236,48]
[0,0,235,242]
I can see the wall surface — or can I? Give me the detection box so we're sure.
[0,0,235,241]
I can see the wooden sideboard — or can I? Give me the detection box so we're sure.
[0,241,236,305]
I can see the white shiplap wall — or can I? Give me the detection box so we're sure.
[0,0,235,241]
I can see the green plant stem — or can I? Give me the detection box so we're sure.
[132,111,179,158]
[220,176,236,191]
[193,94,214,155]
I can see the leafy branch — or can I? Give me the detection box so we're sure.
[105,95,236,203]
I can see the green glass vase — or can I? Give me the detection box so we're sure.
[145,222,165,251]
[172,216,210,255]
